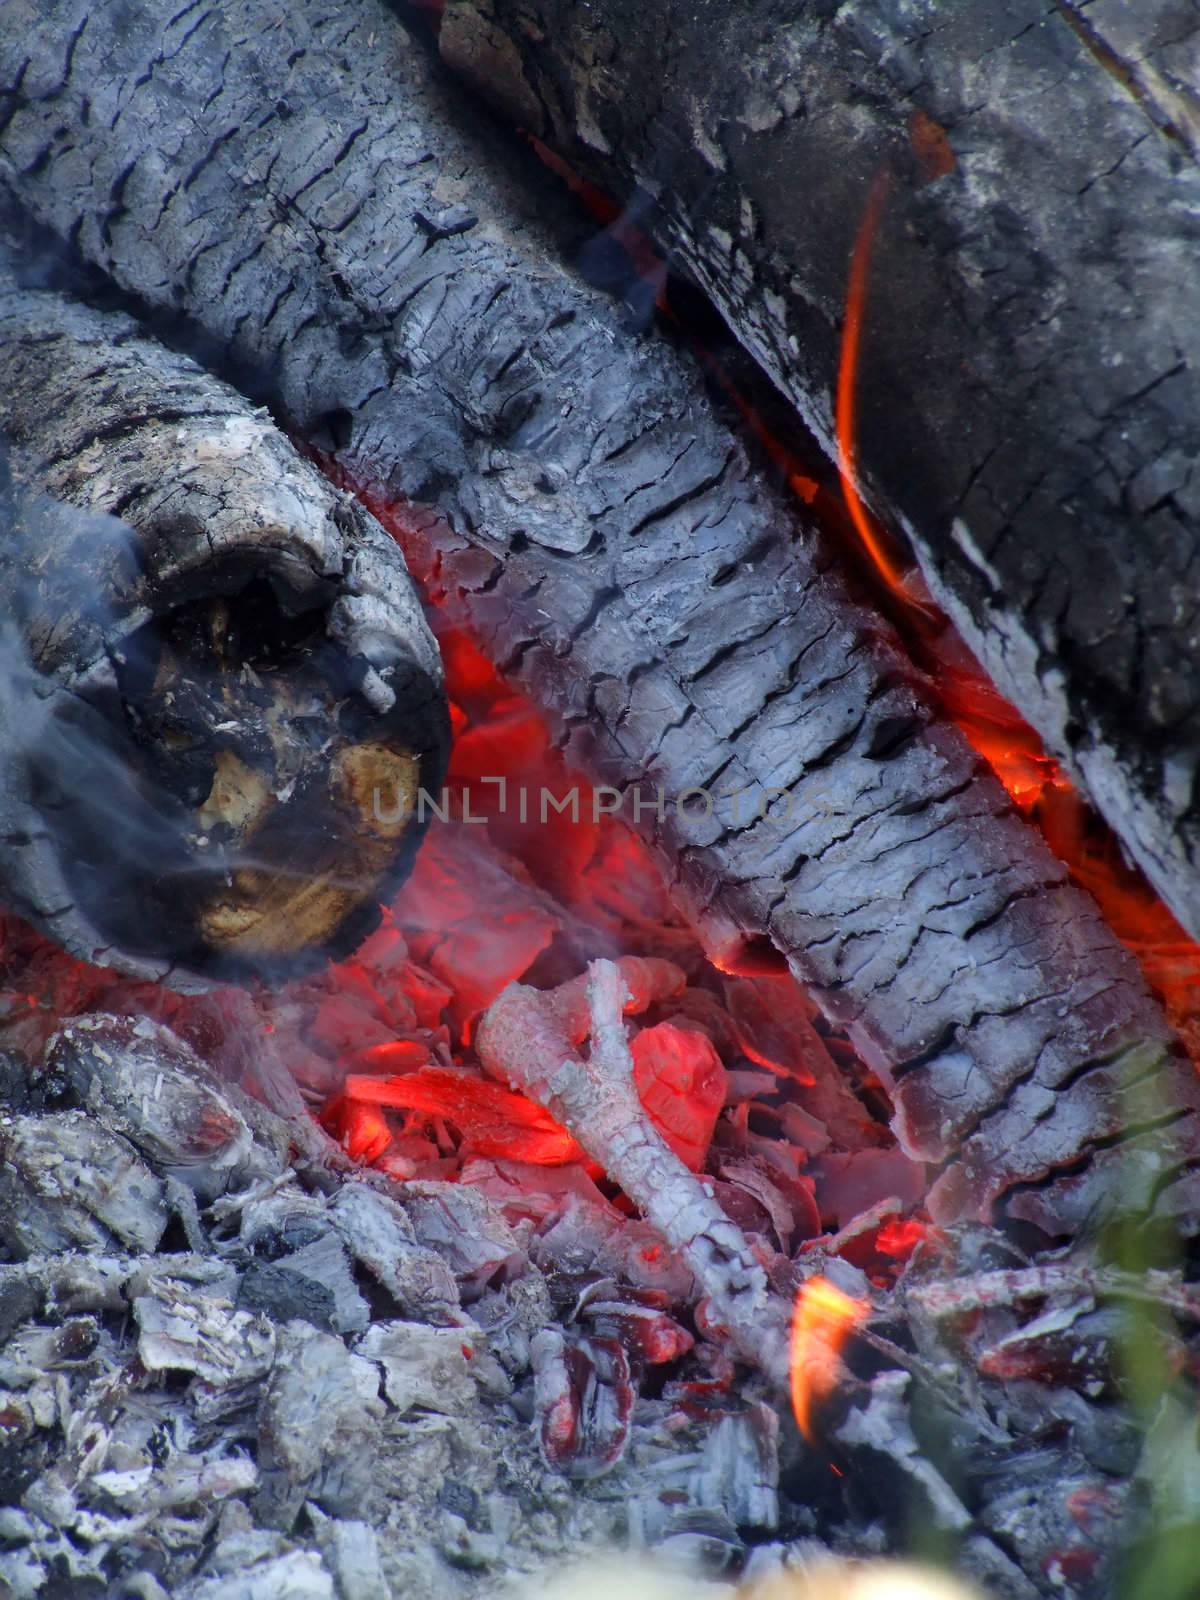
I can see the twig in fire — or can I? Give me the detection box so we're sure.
[477,959,796,1387]
[907,1262,1200,1325]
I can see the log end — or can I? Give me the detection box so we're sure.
[1,460,450,989]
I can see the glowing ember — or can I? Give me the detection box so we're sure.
[873,1216,929,1262]
[789,1275,869,1442]
[331,1068,581,1165]
[630,1022,727,1172]
[832,168,1200,1064]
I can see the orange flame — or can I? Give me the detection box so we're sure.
[789,1275,869,1441]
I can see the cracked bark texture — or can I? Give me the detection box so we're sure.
[1,0,1198,1234]
[0,277,448,987]
[436,0,1200,946]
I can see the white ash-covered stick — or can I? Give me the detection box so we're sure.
[908,1263,1200,1325]
[476,958,791,1383]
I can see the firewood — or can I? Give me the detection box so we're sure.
[435,0,1200,944]
[1,0,1198,1236]
[478,959,791,1384]
[0,280,450,986]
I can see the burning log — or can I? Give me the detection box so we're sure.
[2,0,1198,1235]
[0,280,449,986]
[434,0,1200,946]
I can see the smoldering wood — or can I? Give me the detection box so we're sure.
[477,959,791,1385]
[1,0,1197,1235]
[45,1014,272,1199]
[435,0,1200,946]
[0,1011,1190,1598]
[0,279,450,988]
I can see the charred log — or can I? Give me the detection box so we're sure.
[432,0,1200,946]
[1,0,1199,1235]
[0,280,449,987]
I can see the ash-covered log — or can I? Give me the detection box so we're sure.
[0,279,449,986]
[434,0,1200,945]
[2,0,1199,1236]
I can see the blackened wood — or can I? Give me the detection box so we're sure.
[2,0,1198,1235]
[437,0,1200,944]
[0,281,449,986]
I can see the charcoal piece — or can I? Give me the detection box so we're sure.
[436,1508,505,1572]
[0,1111,167,1257]
[254,1325,383,1532]
[0,0,1189,1233]
[976,1302,1132,1397]
[532,1196,695,1305]
[133,1277,276,1388]
[981,1470,1129,1597]
[398,1182,527,1300]
[653,1507,743,1576]
[87,1457,260,1518]
[530,1328,635,1480]
[231,1183,330,1258]
[181,1549,336,1600]
[45,1015,271,1199]
[467,1266,556,1377]
[0,1255,236,1344]
[0,278,448,988]
[437,0,1200,945]
[0,1270,40,1344]
[327,1181,462,1324]
[0,1049,65,1115]
[578,1295,694,1368]
[1,1318,99,1376]
[957,1537,1044,1600]
[688,1407,780,1533]
[238,1234,369,1336]
[355,1322,477,1415]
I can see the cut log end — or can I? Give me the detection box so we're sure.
[0,284,450,988]
[102,574,433,974]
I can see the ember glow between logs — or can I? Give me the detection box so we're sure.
[833,165,1200,1066]
[531,135,1200,1067]
[0,507,923,1268]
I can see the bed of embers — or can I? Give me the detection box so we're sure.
[1,538,1199,1600]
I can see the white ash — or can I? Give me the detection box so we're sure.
[0,1009,1188,1599]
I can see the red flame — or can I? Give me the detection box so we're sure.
[789,1275,869,1442]
[835,168,909,598]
